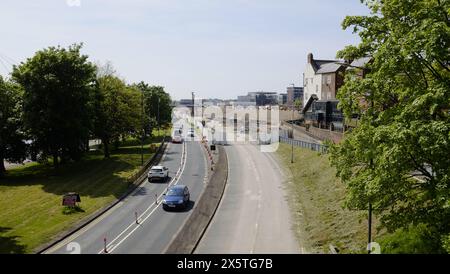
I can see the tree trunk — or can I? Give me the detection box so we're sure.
[0,156,6,177]
[103,139,110,158]
[53,153,59,168]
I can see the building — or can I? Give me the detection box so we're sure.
[178,99,193,107]
[236,91,278,106]
[301,56,372,132]
[278,93,288,105]
[303,53,346,106]
[286,86,303,106]
[254,92,278,106]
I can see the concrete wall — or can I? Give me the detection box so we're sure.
[164,145,228,254]
[279,110,301,122]
[306,125,343,143]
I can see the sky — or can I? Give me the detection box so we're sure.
[0,0,370,100]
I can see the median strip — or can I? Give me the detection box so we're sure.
[164,145,228,254]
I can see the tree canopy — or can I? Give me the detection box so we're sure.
[330,0,450,253]
[92,74,141,158]
[0,76,27,175]
[134,82,172,136]
[11,44,97,166]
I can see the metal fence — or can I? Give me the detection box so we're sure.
[279,136,328,154]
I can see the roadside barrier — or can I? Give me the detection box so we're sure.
[164,145,228,254]
[201,137,215,169]
[103,237,108,254]
[279,136,328,154]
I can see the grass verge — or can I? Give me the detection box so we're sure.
[0,137,163,254]
[275,143,383,253]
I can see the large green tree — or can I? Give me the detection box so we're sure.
[134,82,172,136]
[93,74,141,158]
[12,44,96,167]
[330,0,450,252]
[0,76,27,176]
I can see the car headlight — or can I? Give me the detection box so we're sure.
[178,199,184,204]
[162,199,167,203]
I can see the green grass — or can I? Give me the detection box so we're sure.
[0,140,162,254]
[276,143,383,253]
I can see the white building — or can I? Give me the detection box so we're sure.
[302,53,346,107]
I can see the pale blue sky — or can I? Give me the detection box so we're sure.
[0,0,369,100]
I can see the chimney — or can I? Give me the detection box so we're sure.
[307,53,313,64]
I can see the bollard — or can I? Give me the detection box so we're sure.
[155,194,158,205]
[104,237,108,254]
[135,211,139,224]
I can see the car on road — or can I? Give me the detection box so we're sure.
[188,128,195,137]
[148,166,169,181]
[162,185,190,210]
[172,130,183,143]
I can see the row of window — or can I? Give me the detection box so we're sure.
[305,75,332,86]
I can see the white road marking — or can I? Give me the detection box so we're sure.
[44,143,176,254]
[98,141,188,254]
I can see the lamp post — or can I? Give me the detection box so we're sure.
[141,90,144,166]
[191,92,195,125]
[290,83,295,164]
[157,97,160,138]
[334,60,373,253]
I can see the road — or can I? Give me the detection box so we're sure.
[195,143,300,254]
[45,139,207,254]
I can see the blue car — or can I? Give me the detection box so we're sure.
[162,185,190,210]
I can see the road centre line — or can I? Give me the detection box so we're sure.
[43,143,175,254]
[98,141,188,254]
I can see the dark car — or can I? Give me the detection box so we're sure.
[188,128,195,137]
[162,185,190,210]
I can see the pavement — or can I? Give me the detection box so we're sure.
[195,143,301,254]
[44,139,208,254]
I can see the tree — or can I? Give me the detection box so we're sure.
[0,76,27,176]
[12,44,96,167]
[329,0,450,252]
[294,98,303,110]
[93,74,141,158]
[134,82,172,136]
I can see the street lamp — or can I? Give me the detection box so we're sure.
[290,83,295,164]
[157,97,160,138]
[334,60,374,253]
[141,90,144,166]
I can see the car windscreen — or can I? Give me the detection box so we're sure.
[166,188,184,196]
[151,168,162,172]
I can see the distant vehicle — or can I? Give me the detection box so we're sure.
[188,128,195,137]
[172,130,183,143]
[148,166,169,181]
[162,185,190,210]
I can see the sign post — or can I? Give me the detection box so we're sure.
[62,193,81,207]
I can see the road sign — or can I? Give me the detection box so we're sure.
[62,193,81,207]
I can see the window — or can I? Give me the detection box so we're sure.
[327,75,332,84]
[316,85,318,92]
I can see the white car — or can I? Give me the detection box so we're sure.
[148,166,169,181]
[172,129,183,143]
[172,134,183,143]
